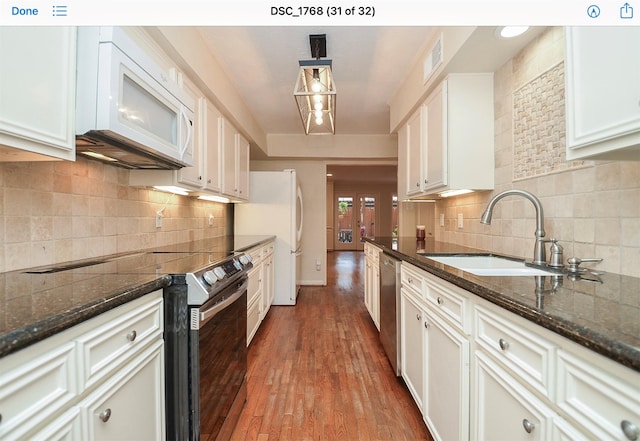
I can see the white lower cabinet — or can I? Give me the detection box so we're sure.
[0,290,165,441]
[364,243,381,330]
[474,351,557,441]
[401,288,425,410]
[245,239,275,346]
[399,261,640,441]
[424,311,469,441]
[80,341,164,441]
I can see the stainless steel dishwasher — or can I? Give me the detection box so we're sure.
[380,253,402,376]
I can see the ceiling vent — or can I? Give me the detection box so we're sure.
[423,34,443,84]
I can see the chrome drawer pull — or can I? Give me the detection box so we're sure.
[621,420,639,441]
[99,408,112,423]
[416,314,421,321]
[424,321,429,329]
[522,419,535,433]
[126,330,137,342]
[436,296,444,305]
[498,338,509,351]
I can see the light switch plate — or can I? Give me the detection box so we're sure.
[457,213,464,229]
[439,213,445,227]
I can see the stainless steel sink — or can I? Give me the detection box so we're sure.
[422,255,558,276]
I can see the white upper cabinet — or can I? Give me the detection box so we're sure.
[565,27,640,160]
[401,73,494,199]
[0,27,76,161]
[221,117,249,202]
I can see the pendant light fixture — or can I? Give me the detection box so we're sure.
[294,34,336,135]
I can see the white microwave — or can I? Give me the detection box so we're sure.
[76,27,194,169]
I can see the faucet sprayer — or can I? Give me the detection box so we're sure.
[480,189,547,266]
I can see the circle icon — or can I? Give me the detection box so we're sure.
[587,5,601,17]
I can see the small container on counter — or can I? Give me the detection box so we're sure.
[416,225,426,239]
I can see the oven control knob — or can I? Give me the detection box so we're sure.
[213,267,226,279]
[233,259,242,270]
[239,255,250,265]
[203,270,218,286]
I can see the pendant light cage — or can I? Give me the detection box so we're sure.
[294,34,337,135]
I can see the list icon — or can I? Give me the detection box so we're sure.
[52,5,67,16]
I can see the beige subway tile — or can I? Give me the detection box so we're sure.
[620,189,640,217]
[594,219,620,246]
[594,245,620,275]
[573,219,595,243]
[4,188,31,216]
[5,216,30,243]
[31,191,53,216]
[620,247,640,278]
[592,191,620,218]
[595,162,620,191]
[31,216,53,241]
[53,216,73,239]
[620,162,640,189]
[572,193,593,218]
[621,218,640,247]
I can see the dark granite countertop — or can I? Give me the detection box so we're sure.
[0,236,272,359]
[365,237,640,372]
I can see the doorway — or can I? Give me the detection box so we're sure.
[334,193,378,251]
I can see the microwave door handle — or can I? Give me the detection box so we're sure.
[179,107,192,159]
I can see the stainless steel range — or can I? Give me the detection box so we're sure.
[164,252,252,441]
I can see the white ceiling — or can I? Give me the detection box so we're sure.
[197,27,436,136]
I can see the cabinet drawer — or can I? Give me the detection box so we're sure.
[423,272,471,334]
[262,242,274,257]
[247,265,262,305]
[247,294,261,346]
[0,342,77,440]
[76,295,163,391]
[475,305,555,399]
[401,263,423,297]
[248,246,262,266]
[557,349,640,441]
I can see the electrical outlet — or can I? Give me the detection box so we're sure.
[208,214,214,226]
[457,213,464,229]
[156,212,163,228]
[316,258,321,271]
[439,213,445,227]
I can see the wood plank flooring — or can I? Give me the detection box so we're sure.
[230,251,433,441]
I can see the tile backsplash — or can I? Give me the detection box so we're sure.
[435,27,640,278]
[0,158,229,272]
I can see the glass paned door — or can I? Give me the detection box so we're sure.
[357,194,377,251]
[335,195,355,250]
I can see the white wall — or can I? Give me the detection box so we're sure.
[250,160,327,286]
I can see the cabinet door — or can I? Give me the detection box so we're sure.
[401,290,425,410]
[0,27,76,161]
[236,133,250,201]
[422,81,447,192]
[565,27,640,160]
[424,312,469,441]
[405,108,423,196]
[373,262,380,331]
[474,351,555,441]
[220,117,237,198]
[81,341,165,441]
[177,79,204,188]
[203,100,222,192]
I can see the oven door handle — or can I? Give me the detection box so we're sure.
[199,279,248,326]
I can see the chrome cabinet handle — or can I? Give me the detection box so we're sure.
[99,408,112,423]
[499,338,509,351]
[424,321,429,329]
[126,330,137,342]
[522,419,535,433]
[436,296,444,305]
[621,420,639,440]
[416,314,421,321]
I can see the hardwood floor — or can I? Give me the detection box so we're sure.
[230,251,433,441]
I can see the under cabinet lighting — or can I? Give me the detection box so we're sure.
[197,195,231,204]
[438,189,473,198]
[80,151,118,162]
[153,186,190,196]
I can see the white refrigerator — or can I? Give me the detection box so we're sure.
[234,170,303,305]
